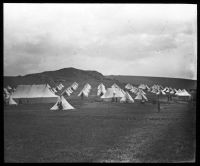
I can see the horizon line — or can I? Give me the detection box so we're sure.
[4,67,197,81]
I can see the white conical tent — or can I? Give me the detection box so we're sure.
[65,89,71,96]
[138,84,146,90]
[97,83,106,96]
[163,87,167,91]
[112,87,124,98]
[97,83,103,89]
[135,92,148,101]
[71,82,78,90]
[86,83,91,90]
[125,83,133,90]
[57,85,62,90]
[59,83,64,88]
[175,89,182,96]
[4,88,9,95]
[78,90,89,97]
[130,87,138,94]
[151,88,157,94]
[8,96,17,105]
[7,85,12,90]
[161,90,166,95]
[78,83,91,97]
[182,89,191,96]
[134,93,143,100]
[4,89,10,100]
[120,91,134,103]
[67,87,73,93]
[176,89,191,97]
[60,84,64,88]
[50,96,74,110]
[111,83,120,89]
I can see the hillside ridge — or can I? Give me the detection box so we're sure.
[4,67,196,90]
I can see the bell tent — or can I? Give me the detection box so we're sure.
[50,96,74,110]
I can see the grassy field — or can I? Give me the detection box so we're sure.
[4,99,196,163]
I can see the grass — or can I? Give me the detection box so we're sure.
[4,99,196,163]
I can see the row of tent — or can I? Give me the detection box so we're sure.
[125,83,191,97]
[4,82,136,108]
[4,84,75,110]
[4,82,192,110]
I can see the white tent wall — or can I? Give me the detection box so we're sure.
[11,84,59,104]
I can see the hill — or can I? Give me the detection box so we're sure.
[4,68,196,91]
[106,75,197,90]
[3,67,123,90]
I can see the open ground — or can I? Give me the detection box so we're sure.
[4,99,196,163]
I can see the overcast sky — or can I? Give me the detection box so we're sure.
[4,3,197,79]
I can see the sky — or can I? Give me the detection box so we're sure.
[4,3,197,80]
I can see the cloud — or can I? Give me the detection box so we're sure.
[3,4,197,79]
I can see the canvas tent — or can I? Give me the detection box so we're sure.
[71,82,78,90]
[101,87,125,102]
[176,89,191,97]
[138,84,147,90]
[125,83,133,90]
[57,85,62,90]
[68,87,73,93]
[64,87,73,96]
[78,83,91,98]
[11,84,59,104]
[120,91,134,103]
[130,87,138,94]
[50,96,74,110]
[111,83,120,89]
[175,89,182,96]
[8,96,18,105]
[78,90,89,97]
[97,83,106,96]
[161,90,166,95]
[175,89,191,101]
[146,85,150,90]
[7,85,12,90]
[135,92,148,101]
[4,88,9,95]
[58,83,64,88]
[65,89,71,96]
